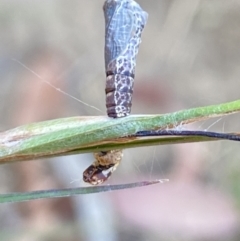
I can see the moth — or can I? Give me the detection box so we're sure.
[83,0,148,185]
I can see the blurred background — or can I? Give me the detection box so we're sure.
[0,0,240,240]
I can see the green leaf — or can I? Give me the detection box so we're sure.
[0,179,168,203]
[0,99,239,163]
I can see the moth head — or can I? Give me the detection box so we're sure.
[83,163,116,185]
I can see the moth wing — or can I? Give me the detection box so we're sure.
[104,1,136,67]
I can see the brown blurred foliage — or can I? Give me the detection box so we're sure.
[0,1,240,241]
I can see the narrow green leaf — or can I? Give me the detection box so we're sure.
[0,179,168,203]
[0,99,239,163]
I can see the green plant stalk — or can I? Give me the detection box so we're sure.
[0,99,240,163]
[0,180,167,203]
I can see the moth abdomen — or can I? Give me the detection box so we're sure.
[106,72,134,118]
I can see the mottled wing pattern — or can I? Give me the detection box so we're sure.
[83,0,147,185]
[104,0,148,118]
